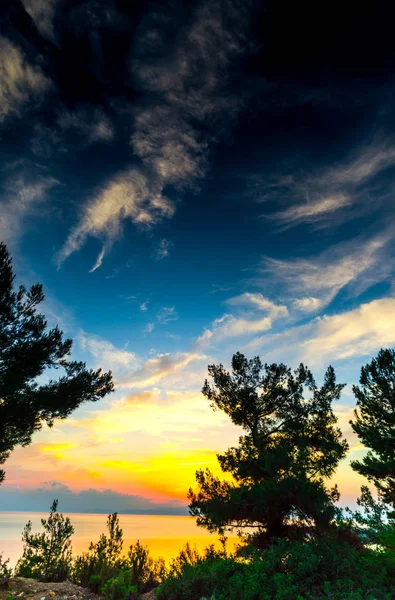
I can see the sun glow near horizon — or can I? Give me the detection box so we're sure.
[1,380,372,513]
[1,0,395,520]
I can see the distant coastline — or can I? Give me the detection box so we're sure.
[0,509,190,515]
[0,487,189,515]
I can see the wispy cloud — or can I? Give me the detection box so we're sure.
[79,332,139,377]
[57,106,114,144]
[153,238,173,261]
[261,143,395,228]
[29,106,114,159]
[140,300,149,312]
[318,144,395,187]
[80,330,202,390]
[261,231,392,309]
[302,297,395,363]
[121,352,206,388]
[157,306,178,325]
[0,36,51,122]
[197,292,288,348]
[244,297,395,367]
[144,322,155,334]
[293,297,322,313]
[203,314,273,342]
[21,0,59,42]
[208,284,233,295]
[89,246,107,273]
[57,168,176,270]
[0,167,59,244]
[58,0,253,270]
[226,292,288,318]
[272,193,352,227]
[144,306,178,334]
[30,123,64,158]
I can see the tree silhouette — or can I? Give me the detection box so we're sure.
[188,352,348,547]
[350,348,395,510]
[0,242,114,483]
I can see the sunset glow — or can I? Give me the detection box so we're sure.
[1,0,395,522]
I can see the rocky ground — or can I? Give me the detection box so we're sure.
[0,578,155,600]
[0,577,102,600]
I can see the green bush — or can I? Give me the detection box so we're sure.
[156,536,394,600]
[127,540,167,592]
[101,569,138,600]
[0,553,12,578]
[167,542,201,577]
[14,499,73,582]
[72,513,124,591]
[71,516,166,594]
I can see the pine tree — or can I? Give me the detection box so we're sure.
[350,348,395,509]
[188,352,348,547]
[0,242,114,483]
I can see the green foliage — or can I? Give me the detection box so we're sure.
[101,569,138,600]
[377,521,395,575]
[0,242,114,484]
[127,540,167,592]
[189,353,348,547]
[343,485,392,546]
[0,552,12,578]
[72,518,166,594]
[72,513,124,591]
[168,542,201,578]
[157,536,393,600]
[340,485,395,579]
[350,348,395,510]
[14,499,74,582]
[7,346,395,597]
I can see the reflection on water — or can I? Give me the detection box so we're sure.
[0,512,238,567]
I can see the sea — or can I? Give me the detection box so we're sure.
[0,512,238,568]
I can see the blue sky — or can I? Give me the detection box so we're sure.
[1,0,395,512]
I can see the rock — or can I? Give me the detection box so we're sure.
[17,592,24,597]
[40,596,46,600]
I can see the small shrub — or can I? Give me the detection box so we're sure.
[168,542,201,577]
[127,540,167,592]
[14,499,73,582]
[101,569,138,600]
[100,569,138,600]
[0,553,12,578]
[72,513,124,591]
[88,574,102,592]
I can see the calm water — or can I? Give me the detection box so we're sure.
[0,512,237,568]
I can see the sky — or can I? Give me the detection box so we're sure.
[1,0,395,514]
